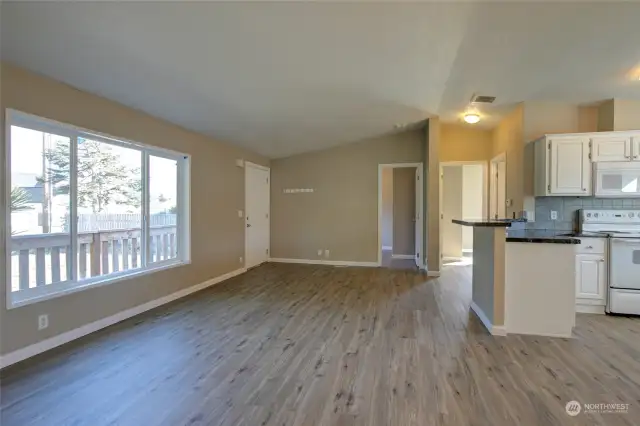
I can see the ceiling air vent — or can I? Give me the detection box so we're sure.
[471,95,496,104]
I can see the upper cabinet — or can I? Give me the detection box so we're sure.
[534,135,591,196]
[591,135,632,162]
[633,136,640,162]
[533,130,640,197]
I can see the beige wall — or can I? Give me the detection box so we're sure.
[426,118,440,272]
[440,123,492,162]
[492,105,524,217]
[0,63,268,355]
[381,168,393,249]
[392,167,415,256]
[270,130,423,262]
[598,99,615,131]
[523,101,584,142]
[613,99,640,130]
[578,106,599,133]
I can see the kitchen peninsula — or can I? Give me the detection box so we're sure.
[453,219,580,338]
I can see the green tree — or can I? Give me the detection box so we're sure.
[41,138,141,213]
[10,187,33,212]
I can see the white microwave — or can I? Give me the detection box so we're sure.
[594,162,640,197]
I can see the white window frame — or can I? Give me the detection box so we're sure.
[4,109,191,309]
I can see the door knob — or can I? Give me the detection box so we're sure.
[246,224,251,228]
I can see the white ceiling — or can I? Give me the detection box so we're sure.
[2,2,640,158]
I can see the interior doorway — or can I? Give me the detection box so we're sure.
[440,162,487,264]
[490,153,506,220]
[245,162,270,269]
[377,163,423,270]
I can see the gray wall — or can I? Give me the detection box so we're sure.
[271,129,424,262]
[530,197,640,230]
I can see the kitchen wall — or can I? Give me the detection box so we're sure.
[492,104,524,218]
[0,62,269,355]
[440,123,492,162]
[613,99,640,130]
[392,167,415,256]
[529,197,640,231]
[270,129,424,262]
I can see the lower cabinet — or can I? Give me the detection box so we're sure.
[575,253,607,312]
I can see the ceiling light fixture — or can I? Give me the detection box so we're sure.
[464,113,481,124]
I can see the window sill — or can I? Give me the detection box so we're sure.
[7,260,191,310]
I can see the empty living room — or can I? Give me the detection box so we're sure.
[1,2,640,426]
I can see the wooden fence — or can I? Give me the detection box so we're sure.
[10,225,177,292]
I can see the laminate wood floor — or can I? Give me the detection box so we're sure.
[1,263,639,426]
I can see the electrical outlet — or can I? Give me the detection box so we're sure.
[317,249,323,256]
[239,256,243,264]
[324,249,330,258]
[550,211,558,220]
[38,314,49,330]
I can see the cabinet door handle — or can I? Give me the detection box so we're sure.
[600,259,605,262]
[586,245,593,249]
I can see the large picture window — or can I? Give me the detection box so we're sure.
[5,110,191,308]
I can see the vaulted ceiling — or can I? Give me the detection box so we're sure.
[2,2,639,158]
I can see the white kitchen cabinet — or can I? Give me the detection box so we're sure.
[534,135,591,196]
[591,135,632,162]
[575,251,607,316]
[633,136,640,162]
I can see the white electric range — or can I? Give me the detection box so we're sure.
[579,209,640,316]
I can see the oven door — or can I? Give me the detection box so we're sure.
[609,238,640,290]
[594,162,640,198]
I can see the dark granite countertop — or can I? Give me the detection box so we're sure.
[452,219,526,227]
[505,230,581,244]
[556,231,610,238]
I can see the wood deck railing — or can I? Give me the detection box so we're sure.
[10,225,177,292]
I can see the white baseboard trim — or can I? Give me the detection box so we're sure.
[381,245,393,251]
[506,329,573,339]
[0,267,247,370]
[470,301,506,336]
[576,304,606,314]
[269,258,379,268]
[427,270,441,277]
[491,326,508,336]
[391,254,414,260]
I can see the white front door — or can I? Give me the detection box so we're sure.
[245,164,270,269]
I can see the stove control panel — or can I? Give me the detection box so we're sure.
[581,209,640,223]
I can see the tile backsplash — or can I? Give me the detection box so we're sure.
[529,197,640,231]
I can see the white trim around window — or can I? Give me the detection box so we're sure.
[4,109,192,309]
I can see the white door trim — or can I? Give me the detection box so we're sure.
[489,153,506,219]
[245,162,271,268]
[439,161,489,261]
[377,163,423,267]
[244,161,270,171]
